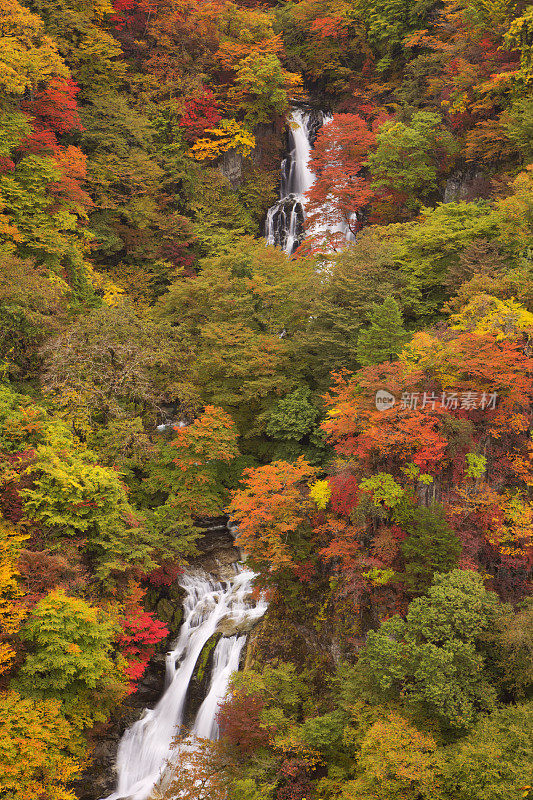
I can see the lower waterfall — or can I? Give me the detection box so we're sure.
[102,567,266,800]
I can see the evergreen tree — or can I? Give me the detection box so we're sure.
[401,504,461,594]
[356,297,408,366]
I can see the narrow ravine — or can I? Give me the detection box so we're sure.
[103,105,359,800]
[102,567,267,800]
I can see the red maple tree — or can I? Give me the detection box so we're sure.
[305,113,379,248]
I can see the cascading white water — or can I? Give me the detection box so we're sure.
[265,107,356,253]
[265,107,318,254]
[284,108,315,199]
[192,635,246,740]
[102,568,266,800]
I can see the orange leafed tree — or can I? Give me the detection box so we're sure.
[0,690,84,800]
[228,457,316,572]
[323,332,533,480]
[322,365,450,476]
[163,405,240,517]
[172,405,240,466]
[305,113,379,248]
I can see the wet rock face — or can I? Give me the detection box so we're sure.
[266,195,305,252]
[144,579,185,640]
[75,738,118,800]
[182,633,222,729]
[217,121,284,187]
[190,515,241,579]
[218,148,244,186]
[304,106,325,148]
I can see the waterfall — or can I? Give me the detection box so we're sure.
[265,107,321,254]
[191,635,246,740]
[102,567,266,800]
[265,107,356,254]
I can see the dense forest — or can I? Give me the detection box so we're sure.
[1,0,533,797]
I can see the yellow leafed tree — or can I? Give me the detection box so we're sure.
[192,119,256,161]
[489,492,533,558]
[0,0,68,96]
[451,294,533,339]
[0,519,27,675]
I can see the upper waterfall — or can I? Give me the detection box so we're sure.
[265,107,355,254]
[283,107,315,199]
[265,107,324,254]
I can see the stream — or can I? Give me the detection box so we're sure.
[102,104,347,800]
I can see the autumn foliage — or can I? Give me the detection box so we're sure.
[217,690,268,753]
[1,0,533,795]
[228,458,316,573]
[306,113,378,247]
[117,584,168,692]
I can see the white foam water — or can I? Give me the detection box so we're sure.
[102,567,266,800]
[265,107,355,253]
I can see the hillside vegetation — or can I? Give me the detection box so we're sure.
[0,0,532,797]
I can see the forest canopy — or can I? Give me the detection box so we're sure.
[0,0,532,797]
